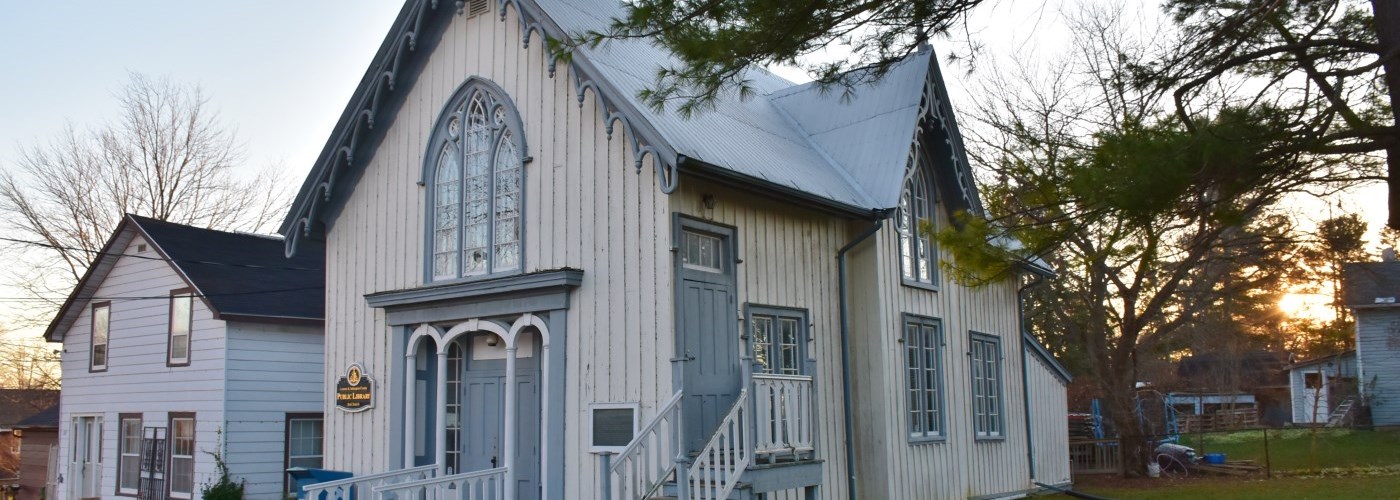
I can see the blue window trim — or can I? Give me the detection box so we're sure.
[969,331,1006,441]
[744,304,813,376]
[898,149,940,292]
[903,313,946,444]
[421,76,530,285]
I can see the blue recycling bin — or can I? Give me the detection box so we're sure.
[287,467,355,500]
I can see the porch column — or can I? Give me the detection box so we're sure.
[504,344,518,500]
[404,349,417,469]
[437,345,449,475]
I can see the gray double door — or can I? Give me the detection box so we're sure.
[677,220,742,453]
[452,336,541,500]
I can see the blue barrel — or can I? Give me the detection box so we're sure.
[1204,452,1227,464]
[287,468,355,500]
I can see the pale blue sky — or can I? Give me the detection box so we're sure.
[0,1,402,177]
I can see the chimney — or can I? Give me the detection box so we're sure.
[1384,247,1397,262]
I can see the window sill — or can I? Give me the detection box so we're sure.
[900,279,939,292]
[908,435,947,445]
[974,434,1007,442]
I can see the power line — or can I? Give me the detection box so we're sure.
[0,235,322,272]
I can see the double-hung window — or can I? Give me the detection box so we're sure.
[90,303,110,372]
[898,158,938,289]
[904,315,944,441]
[168,414,196,499]
[117,414,142,495]
[284,414,324,495]
[970,333,1004,439]
[748,307,807,376]
[168,291,193,366]
[428,80,526,281]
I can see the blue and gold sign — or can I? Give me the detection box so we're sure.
[335,363,374,412]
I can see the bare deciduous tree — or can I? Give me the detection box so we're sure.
[0,73,290,323]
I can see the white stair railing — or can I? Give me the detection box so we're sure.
[302,464,437,500]
[687,389,751,500]
[609,391,684,500]
[752,374,815,456]
[372,467,506,500]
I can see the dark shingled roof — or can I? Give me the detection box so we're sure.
[1343,261,1400,308]
[129,215,325,322]
[15,404,58,429]
[0,389,58,427]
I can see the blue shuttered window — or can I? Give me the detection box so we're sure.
[904,315,945,442]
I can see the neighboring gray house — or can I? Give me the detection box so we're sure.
[1286,350,1358,425]
[44,215,326,500]
[1344,261,1400,427]
[277,1,1070,499]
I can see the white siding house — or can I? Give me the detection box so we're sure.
[1344,262,1400,427]
[279,1,1071,499]
[1287,351,1358,425]
[44,215,326,500]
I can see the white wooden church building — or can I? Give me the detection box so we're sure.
[283,0,1072,499]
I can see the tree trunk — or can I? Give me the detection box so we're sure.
[1373,0,1400,229]
[1101,377,1150,477]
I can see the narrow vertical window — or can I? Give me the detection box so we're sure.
[905,315,944,441]
[898,157,938,288]
[168,414,196,499]
[427,81,526,281]
[970,333,1004,439]
[90,303,110,372]
[168,291,193,366]
[284,414,324,496]
[445,341,464,474]
[117,414,142,495]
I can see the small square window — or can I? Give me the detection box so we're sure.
[681,230,724,272]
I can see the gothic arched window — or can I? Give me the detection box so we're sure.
[426,80,525,281]
[898,154,938,288]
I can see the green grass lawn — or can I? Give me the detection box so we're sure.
[1181,427,1400,472]
[1062,475,1400,499]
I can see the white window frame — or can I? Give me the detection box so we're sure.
[898,155,938,290]
[904,315,945,442]
[168,291,193,366]
[426,80,527,282]
[168,414,196,499]
[970,333,1004,440]
[284,413,324,495]
[90,303,110,372]
[587,402,640,453]
[117,414,142,495]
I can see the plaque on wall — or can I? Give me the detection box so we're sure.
[335,363,374,412]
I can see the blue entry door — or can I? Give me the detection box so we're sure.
[676,220,742,453]
[456,335,541,500]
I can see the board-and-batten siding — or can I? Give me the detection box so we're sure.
[672,179,855,500]
[1357,309,1400,427]
[55,234,225,500]
[319,5,674,497]
[224,322,325,499]
[1025,350,1071,486]
[847,207,1034,499]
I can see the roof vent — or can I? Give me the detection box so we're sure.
[1384,247,1396,262]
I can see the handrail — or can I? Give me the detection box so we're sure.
[753,374,815,456]
[302,464,437,500]
[373,467,506,500]
[608,391,684,500]
[687,389,751,500]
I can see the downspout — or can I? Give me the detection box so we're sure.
[1018,269,1047,482]
[837,211,889,500]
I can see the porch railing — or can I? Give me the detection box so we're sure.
[608,390,684,500]
[687,389,751,500]
[302,464,437,500]
[1069,439,1122,475]
[752,374,815,457]
[373,467,506,500]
